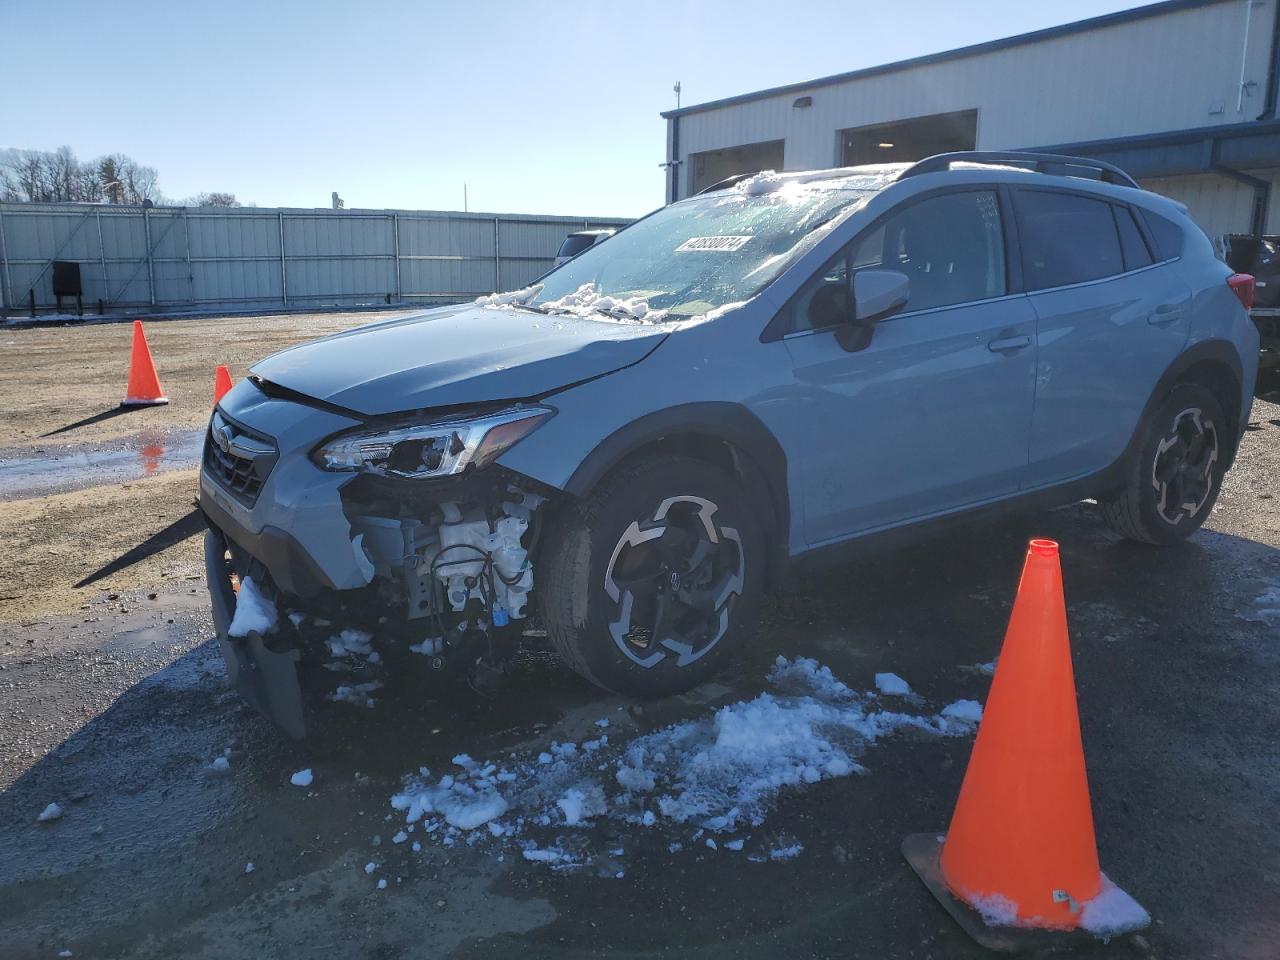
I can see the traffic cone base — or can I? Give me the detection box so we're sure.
[903,834,1147,952]
[121,319,169,407]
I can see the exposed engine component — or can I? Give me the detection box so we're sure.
[350,484,545,626]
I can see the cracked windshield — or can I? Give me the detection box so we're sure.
[530,183,870,319]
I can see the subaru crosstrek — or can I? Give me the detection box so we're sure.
[199,151,1259,736]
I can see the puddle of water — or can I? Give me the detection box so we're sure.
[0,429,205,500]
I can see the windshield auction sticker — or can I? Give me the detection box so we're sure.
[676,235,752,252]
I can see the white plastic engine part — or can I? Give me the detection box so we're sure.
[429,496,542,618]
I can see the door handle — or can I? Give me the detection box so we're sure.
[1148,304,1183,325]
[987,334,1032,353]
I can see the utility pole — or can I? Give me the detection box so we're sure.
[674,81,681,110]
[464,183,468,213]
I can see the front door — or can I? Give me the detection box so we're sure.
[777,188,1038,545]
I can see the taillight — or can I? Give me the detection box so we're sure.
[1227,273,1256,311]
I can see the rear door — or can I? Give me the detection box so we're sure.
[777,188,1038,544]
[1014,188,1192,488]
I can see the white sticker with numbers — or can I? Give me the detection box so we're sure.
[676,235,752,252]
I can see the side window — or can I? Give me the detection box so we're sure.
[1137,208,1186,261]
[1016,190,1124,290]
[788,190,1005,332]
[1114,205,1154,271]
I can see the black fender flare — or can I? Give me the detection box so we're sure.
[563,402,791,586]
[1121,339,1247,477]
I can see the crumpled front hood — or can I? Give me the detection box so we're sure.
[250,304,670,416]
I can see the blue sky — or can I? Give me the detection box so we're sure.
[2,0,1144,217]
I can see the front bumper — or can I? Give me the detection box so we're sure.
[205,526,307,738]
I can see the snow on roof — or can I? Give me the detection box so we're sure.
[720,163,912,197]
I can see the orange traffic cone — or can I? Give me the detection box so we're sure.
[213,365,233,406]
[121,320,169,407]
[903,539,1149,951]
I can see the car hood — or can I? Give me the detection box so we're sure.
[250,304,670,416]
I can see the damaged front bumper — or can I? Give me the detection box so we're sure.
[205,526,307,738]
[200,387,555,736]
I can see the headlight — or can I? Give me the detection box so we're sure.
[314,406,553,479]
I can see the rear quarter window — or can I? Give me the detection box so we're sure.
[1137,209,1186,261]
[1113,205,1154,271]
[1015,189,1125,291]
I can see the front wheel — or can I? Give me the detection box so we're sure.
[1099,383,1227,545]
[540,455,763,697]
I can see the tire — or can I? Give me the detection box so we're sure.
[540,454,764,697]
[1099,383,1227,545]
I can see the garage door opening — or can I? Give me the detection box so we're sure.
[840,110,978,166]
[689,139,785,195]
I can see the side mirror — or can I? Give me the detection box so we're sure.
[836,269,910,352]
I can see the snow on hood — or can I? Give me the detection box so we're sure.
[479,282,667,325]
[539,283,667,325]
[474,284,543,308]
[478,282,751,331]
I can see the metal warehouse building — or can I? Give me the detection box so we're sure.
[662,0,1280,238]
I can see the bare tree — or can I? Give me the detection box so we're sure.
[13,150,49,202]
[120,158,159,204]
[48,146,79,201]
[186,191,240,207]
[0,146,233,206]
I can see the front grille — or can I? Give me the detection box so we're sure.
[203,410,278,507]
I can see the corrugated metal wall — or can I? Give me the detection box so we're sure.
[670,0,1277,193]
[0,204,630,316]
[1144,173,1256,238]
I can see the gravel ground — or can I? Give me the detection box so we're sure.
[0,313,1277,959]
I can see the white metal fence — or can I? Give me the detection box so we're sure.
[0,203,630,317]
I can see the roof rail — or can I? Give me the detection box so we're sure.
[896,151,1140,189]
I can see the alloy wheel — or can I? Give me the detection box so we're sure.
[1151,407,1219,525]
[602,495,744,669]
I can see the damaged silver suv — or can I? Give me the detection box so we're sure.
[201,152,1259,736]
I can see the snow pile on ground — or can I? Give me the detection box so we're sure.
[228,577,278,637]
[36,802,62,822]
[326,628,380,664]
[941,699,983,724]
[538,283,668,325]
[290,768,313,787]
[475,284,542,309]
[392,767,510,830]
[328,681,381,709]
[874,672,911,696]
[1248,584,1280,624]
[387,656,981,868]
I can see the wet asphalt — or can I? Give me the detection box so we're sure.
[1,396,1278,960]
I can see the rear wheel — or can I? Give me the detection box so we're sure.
[1100,383,1227,545]
[540,455,762,697]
